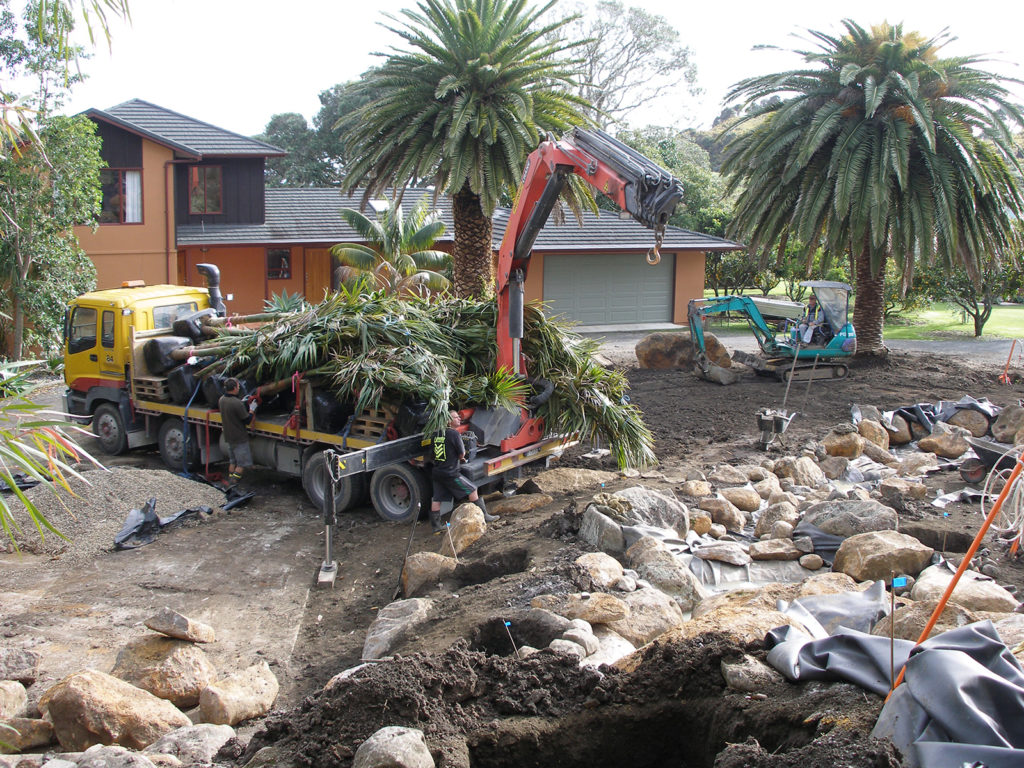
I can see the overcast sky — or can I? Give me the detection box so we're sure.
[54,0,1024,138]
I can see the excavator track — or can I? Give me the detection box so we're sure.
[777,362,849,383]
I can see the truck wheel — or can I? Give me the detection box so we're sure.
[369,463,431,523]
[301,450,368,514]
[92,403,128,455]
[158,418,199,471]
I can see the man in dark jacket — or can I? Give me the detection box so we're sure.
[429,410,498,534]
[218,378,256,490]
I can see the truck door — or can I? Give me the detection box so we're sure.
[64,304,100,391]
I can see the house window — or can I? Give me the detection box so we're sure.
[189,166,222,214]
[267,248,291,280]
[99,169,142,224]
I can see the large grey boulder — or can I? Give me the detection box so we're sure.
[606,587,685,646]
[754,501,799,538]
[698,497,746,533]
[871,600,978,641]
[199,661,279,726]
[401,552,457,597]
[520,468,617,496]
[773,456,827,489]
[579,505,626,555]
[992,404,1024,443]
[612,486,690,536]
[832,531,934,582]
[694,541,751,567]
[111,635,217,708]
[531,592,630,624]
[575,552,624,589]
[142,724,235,764]
[438,504,485,558]
[912,565,1019,613]
[802,500,898,538]
[40,669,190,751]
[582,627,636,669]
[362,599,434,660]
[353,726,435,768]
[625,538,707,612]
[77,744,158,767]
[0,649,40,686]
[918,421,970,459]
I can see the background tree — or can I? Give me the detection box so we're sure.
[722,20,1024,355]
[256,112,336,187]
[705,251,756,297]
[917,257,1024,337]
[331,197,452,298]
[342,0,589,298]
[0,115,101,358]
[552,0,698,128]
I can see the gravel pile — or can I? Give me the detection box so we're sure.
[1,467,226,563]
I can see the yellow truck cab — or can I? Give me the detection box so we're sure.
[63,281,211,454]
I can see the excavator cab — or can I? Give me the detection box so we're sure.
[798,280,856,353]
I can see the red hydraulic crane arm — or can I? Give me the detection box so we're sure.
[495,127,684,374]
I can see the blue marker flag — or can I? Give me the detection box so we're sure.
[892,576,908,588]
[504,621,511,627]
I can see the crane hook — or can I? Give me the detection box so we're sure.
[646,227,664,265]
[646,247,661,266]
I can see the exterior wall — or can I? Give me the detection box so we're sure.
[522,251,545,304]
[73,140,176,289]
[180,245,310,316]
[672,250,707,325]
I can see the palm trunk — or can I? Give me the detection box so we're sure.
[852,245,887,355]
[452,186,494,298]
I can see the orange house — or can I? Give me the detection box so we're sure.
[76,100,742,324]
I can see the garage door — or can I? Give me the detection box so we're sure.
[542,252,675,324]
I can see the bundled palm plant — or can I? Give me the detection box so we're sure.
[200,290,654,467]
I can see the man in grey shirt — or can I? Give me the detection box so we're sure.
[218,378,256,490]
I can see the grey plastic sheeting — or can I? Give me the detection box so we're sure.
[764,585,1024,767]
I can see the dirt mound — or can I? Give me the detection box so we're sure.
[245,634,894,768]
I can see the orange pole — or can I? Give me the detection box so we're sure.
[888,455,1023,696]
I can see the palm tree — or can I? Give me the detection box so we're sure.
[341,0,589,298]
[721,20,1024,354]
[331,197,452,298]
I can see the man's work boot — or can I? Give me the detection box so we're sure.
[429,507,444,535]
[475,498,499,523]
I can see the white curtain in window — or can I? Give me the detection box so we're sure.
[124,170,142,223]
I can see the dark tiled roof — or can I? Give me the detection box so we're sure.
[88,99,286,159]
[176,187,742,252]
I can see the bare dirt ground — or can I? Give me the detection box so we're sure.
[2,338,1023,766]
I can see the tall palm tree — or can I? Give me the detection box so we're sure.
[341,0,589,298]
[331,196,453,298]
[721,20,1024,354]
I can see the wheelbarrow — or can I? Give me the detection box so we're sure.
[960,437,1021,484]
[757,408,795,450]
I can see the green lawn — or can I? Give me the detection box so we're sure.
[882,302,1024,340]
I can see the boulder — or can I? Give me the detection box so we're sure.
[690,513,712,535]
[198,661,279,726]
[698,497,746,533]
[708,523,727,539]
[0,649,40,686]
[799,554,825,571]
[818,456,849,480]
[612,486,690,535]
[575,552,625,589]
[401,552,457,597]
[519,468,617,496]
[752,475,782,500]
[767,490,801,508]
[605,587,685,646]
[720,654,785,692]
[635,332,698,369]
[918,422,970,459]
[40,669,190,751]
[142,724,235,765]
[579,505,626,555]
[993,615,1024,649]
[548,639,587,659]
[823,427,865,458]
[802,499,898,537]
[708,465,748,486]
[110,636,217,708]
[143,608,215,644]
[912,565,1019,612]
[582,627,636,669]
[353,726,434,768]
[530,592,630,624]
[754,501,799,538]
[946,409,990,438]
[439,503,485,557]
[858,420,890,449]
[704,334,733,368]
[883,414,912,445]
[992,405,1024,443]
[694,541,751,566]
[626,539,707,612]
[663,589,802,645]
[679,480,712,498]
[363,599,434,660]
[898,452,940,477]
[562,628,600,656]
[489,493,552,516]
[749,539,803,561]
[76,744,159,767]
[832,531,934,583]
[862,441,898,466]
[0,681,27,719]
[0,716,53,753]
[771,520,794,539]
[879,477,928,503]
[773,456,827,488]
[719,486,761,513]
[871,600,978,641]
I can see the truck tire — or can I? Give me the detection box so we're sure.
[369,463,431,523]
[301,450,368,514]
[158,417,199,472]
[92,403,128,455]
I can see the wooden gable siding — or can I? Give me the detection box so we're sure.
[94,121,142,167]
[173,158,266,226]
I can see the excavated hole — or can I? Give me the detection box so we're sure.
[450,547,530,588]
[469,612,562,655]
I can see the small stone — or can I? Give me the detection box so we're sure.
[353,726,434,768]
[144,608,216,644]
[799,554,824,570]
[679,480,713,498]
